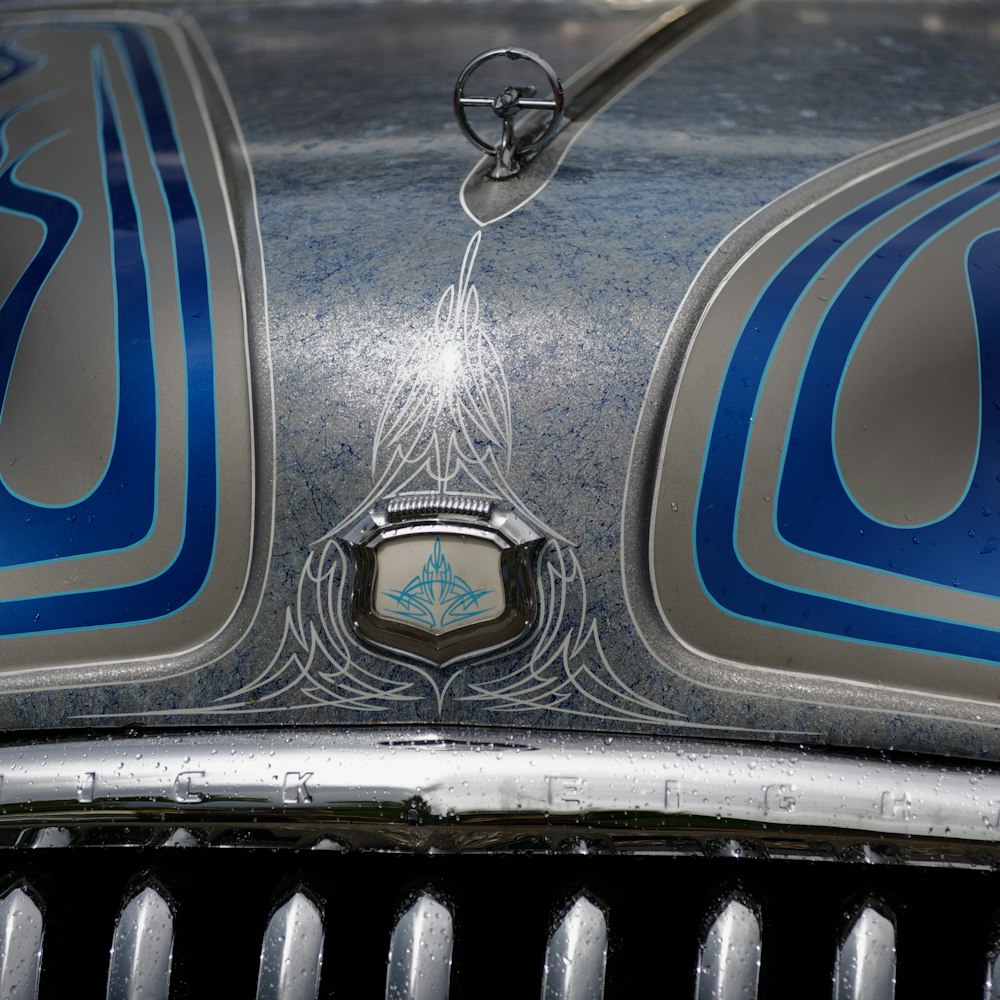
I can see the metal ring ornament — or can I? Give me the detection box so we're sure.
[454,48,564,161]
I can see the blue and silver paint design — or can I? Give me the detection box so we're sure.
[0,15,260,669]
[5,1,1000,757]
[648,104,1000,698]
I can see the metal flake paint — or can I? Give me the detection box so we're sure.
[2,1,1000,761]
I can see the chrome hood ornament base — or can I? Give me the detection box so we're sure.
[454,48,563,180]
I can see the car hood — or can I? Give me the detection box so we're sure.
[2,0,1000,762]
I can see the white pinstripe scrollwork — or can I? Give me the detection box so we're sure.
[214,231,691,724]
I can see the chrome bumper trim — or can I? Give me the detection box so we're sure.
[0,729,998,855]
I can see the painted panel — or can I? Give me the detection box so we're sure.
[650,105,1000,700]
[0,15,259,670]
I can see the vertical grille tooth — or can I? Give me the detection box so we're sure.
[540,896,608,1000]
[0,885,42,999]
[161,828,199,848]
[385,893,453,1000]
[29,827,72,849]
[105,885,174,1000]
[255,892,324,1000]
[833,905,896,1000]
[987,941,1000,1000]
[696,898,761,1000]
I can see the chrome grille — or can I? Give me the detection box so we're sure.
[0,849,997,998]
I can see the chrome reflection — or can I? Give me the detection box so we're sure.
[256,892,324,1000]
[0,885,42,1000]
[106,885,174,1000]
[30,827,71,849]
[986,937,1000,1000]
[834,905,896,1000]
[541,895,608,1000]
[385,892,453,1000]
[696,898,761,1000]
[0,730,1000,856]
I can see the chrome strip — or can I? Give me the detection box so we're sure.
[0,730,999,853]
[256,892,324,1000]
[696,899,761,1000]
[0,886,42,1000]
[106,886,174,1000]
[833,906,896,1000]
[541,896,608,1000]
[385,893,453,1000]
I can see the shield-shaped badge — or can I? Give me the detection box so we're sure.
[342,496,543,667]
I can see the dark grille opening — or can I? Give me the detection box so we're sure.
[4,848,997,997]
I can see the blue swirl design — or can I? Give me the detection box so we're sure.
[778,225,1000,591]
[383,538,495,630]
[0,56,157,564]
[695,138,1000,664]
[0,37,44,87]
[0,25,218,636]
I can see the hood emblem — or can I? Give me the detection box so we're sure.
[454,48,563,179]
[342,495,543,666]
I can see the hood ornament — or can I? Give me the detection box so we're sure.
[454,48,564,180]
[342,495,544,667]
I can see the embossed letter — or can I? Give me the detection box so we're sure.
[282,772,313,805]
[547,777,582,808]
[76,772,96,804]
[173,771,206,804]
[880,790,913,820]
[764,784,796,814]
[664,780,681,811]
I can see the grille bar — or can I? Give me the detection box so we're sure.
[834,906,896,1000]
[5,842,1000,997]
[987,942,1000,1000]
[696,899,761,1000]
[541,896,608,1000]
[385,893,453,1000]
[0,885,42,1000]
[255,892,324,1000]
[105,886,173,1000]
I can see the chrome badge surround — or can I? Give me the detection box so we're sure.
[343,495,543,667]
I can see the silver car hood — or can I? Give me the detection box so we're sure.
[1,0,1000,764]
